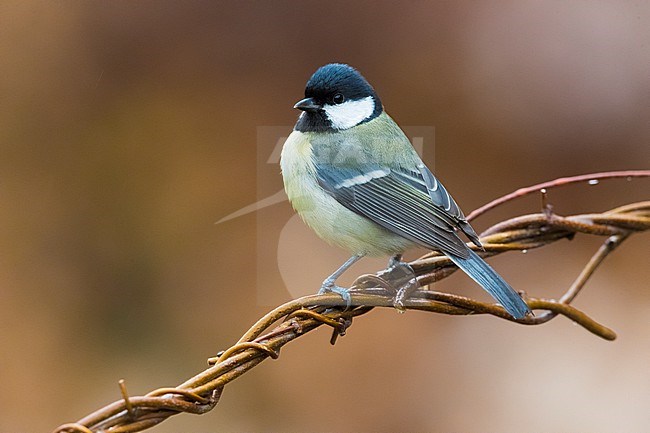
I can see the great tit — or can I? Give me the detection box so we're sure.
[280,63,530,319]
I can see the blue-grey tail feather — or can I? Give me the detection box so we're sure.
[448,249,530,319]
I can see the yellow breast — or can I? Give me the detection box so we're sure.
[280,130,415,256]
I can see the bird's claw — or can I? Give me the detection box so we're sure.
[319,282,352,308]
[377,258,419,312]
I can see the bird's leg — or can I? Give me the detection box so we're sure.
[319,254,364,306]
[381,254,419,311]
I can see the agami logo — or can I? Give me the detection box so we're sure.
[217,126,434,305]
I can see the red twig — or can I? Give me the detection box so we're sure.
[467,170,650,222]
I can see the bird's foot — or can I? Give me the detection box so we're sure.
[319,280,352,308]
[376,259,420,311]
[392,279,418,312]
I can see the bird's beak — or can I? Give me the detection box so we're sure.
[293,97,321,112]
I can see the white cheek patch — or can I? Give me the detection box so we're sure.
[323,96,375,130]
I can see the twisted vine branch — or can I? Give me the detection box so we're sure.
[54,170,650,433]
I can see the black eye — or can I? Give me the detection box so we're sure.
[332,93,345,104]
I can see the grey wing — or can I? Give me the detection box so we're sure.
[416,163,481,247]
[316,163,472,258]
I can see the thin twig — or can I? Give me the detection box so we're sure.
[466,170,650,221]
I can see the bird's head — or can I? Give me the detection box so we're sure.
[293,63,383,132]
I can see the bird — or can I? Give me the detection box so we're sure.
[280,63,530,319]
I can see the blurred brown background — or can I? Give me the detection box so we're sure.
[1,1,649,432]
